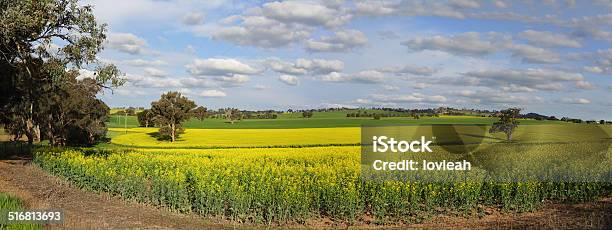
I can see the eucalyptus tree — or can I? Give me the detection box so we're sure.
[150,92,196,142]
[0,0,124,145]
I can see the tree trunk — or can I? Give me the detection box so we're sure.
[170,123,175,142]
[506,132,512,141]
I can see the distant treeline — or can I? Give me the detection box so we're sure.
[115,106,611,124]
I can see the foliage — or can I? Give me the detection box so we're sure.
[489,108,521,141]
[0,0,123,145]
[192,106,207,121]
[302,111,313,118]
[150,92,196,142]
[136,109,154,127]
[223,108,242,124]
[125,107,136,116]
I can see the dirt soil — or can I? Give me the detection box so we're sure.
[1,156,611,229]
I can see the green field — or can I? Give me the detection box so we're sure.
[107,112,560,129]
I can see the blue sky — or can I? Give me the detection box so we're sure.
[83,0,611,120]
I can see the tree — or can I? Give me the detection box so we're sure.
[125,107,136,116]
[224,108,241,124]
[34,71,111,146]
[192,106,207,121]
[136,109,154,127]
[0,0,124,145]
[302,111,313,118]
[150,92,196,142]
[489,108,521,141]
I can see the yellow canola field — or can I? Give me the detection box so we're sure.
[109,127,360,148]
[35,144,611,223]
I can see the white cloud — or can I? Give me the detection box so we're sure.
[576,49,612,74]
[370,93,447,103]
[125,73,181,88]
[492,0,508,8]
[295,58,344,74]
[278,75,299,86]
[413,83,431,89]
[182,12,205,25]
[464,68,583,91]
[186,58,261,76]
[380,64,438,76]
[215,74,250,86]
[454,90,544,104]
[354,1,396,16]
[253,84,270,90]
[583,66,604,74]
[106,33,147,55]
[120,59,167,67]
[77,69,96,80]
[320,70,386,84]
[306,29,368,52]
[519,30,581,48]
[575,81,597,90]
[361,1,468,18]
[448,0,481,9]
[559,98,591,104]
[199,89,227,98]
[402,32,562,63]
[261,1,352,27]
[506,43,561,63]
[212,15,311,48]
[383,85,400,91]
[402,32,501,56]
[355,98,373,104]
[501,84,536,92]
[265,58,344,75]
[266,59,307,75]
[143,67,167,78]
[179,77,215,88]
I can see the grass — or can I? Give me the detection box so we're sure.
[0,193,42,230]
[107,113,562,129]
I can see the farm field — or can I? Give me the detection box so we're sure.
[6,112,611,226]
[106,112,561,129]
[34,140,612,223]
[32,116,612,225]
[108,127,361,148]
[107,123,611,149]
